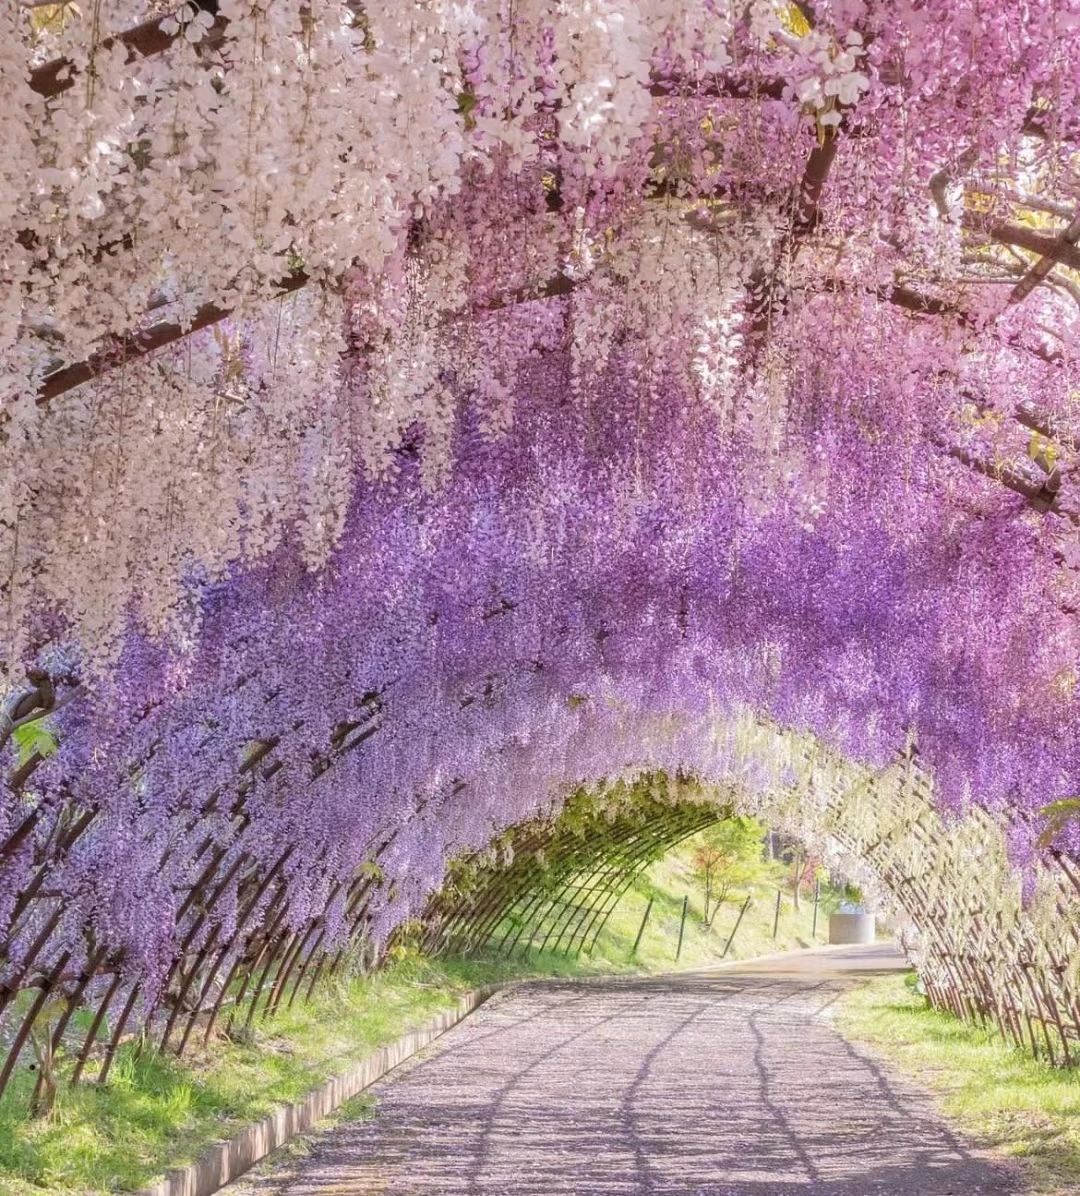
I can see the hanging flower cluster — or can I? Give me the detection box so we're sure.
[0,1,1079,1008]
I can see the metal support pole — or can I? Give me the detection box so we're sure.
[631,897,653,960]
[723,895,751,959]
[676,895,689,962]
[812,879,820,939]
[773,889,782,939]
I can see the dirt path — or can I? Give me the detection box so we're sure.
[227,946,1022,1195]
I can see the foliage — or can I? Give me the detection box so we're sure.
[688,816,769,921]
[1037,797,1080,850]
[10,720,59,767]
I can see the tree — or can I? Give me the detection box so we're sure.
[791,850,821,910]
[689,818,768,924]
[690,843,725,925]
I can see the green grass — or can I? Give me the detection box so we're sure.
[0,955,507,1196]
[0,839,833,1195]
[835,973,1080,1195]
[585,837,837,970]
[484,833,840,975]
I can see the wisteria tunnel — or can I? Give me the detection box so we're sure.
[1,0,1080,1189]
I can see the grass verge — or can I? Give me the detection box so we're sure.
[582,834,836,971]
[834,973,1080,1195]
[0,955,513,1196]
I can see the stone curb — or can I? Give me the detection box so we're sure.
[136,985,500,1196]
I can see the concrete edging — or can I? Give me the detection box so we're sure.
[137,985,501,1196]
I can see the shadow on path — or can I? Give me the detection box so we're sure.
[227,946,1023,1196]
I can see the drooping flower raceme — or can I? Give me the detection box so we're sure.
[0,0,1078,999]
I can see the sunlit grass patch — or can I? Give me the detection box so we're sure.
[0,957,487,1195]
[835,974,1080,1194]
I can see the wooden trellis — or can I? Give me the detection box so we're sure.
[805,747,1080,1067]
[421,795,722,960]
[3,2,1080,1118]
[2,720,1080,1114]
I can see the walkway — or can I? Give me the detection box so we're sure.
[228,946,1022,1195]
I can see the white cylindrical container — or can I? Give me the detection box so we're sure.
[828,909,876,945]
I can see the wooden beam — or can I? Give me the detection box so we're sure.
[1022,103,1080,144]
[37,272,309,404]
[885,284,954,317]
[794,130,841,234]
[746,121,849,345]
[962,213,1080,274]
[36,268,583,404]
[28,2,223,100]
[1009,214,1080,305]
[648,76,787,102]
[1014,404,1080,454]
[943,442,1065,515]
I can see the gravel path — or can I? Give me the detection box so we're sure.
[227,946,1022,1195]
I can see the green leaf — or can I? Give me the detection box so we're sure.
[12,717,59,765]
[456,89,478,131]
[1036,796,1080,849]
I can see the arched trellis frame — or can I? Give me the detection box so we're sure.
[2,721,1079,1115]
[743,726,1080,1068]
[420,790,724,961]
[422,749,1080,1067]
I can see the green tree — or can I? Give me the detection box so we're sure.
[690,817,768,924]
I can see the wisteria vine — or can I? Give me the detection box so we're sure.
[1,1,1079,1020]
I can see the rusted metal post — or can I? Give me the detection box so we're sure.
[631,897,653,960]
[773,889,782,939]
[676,896,689,962]
[723,895,752,959]
[812,879,821,938]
